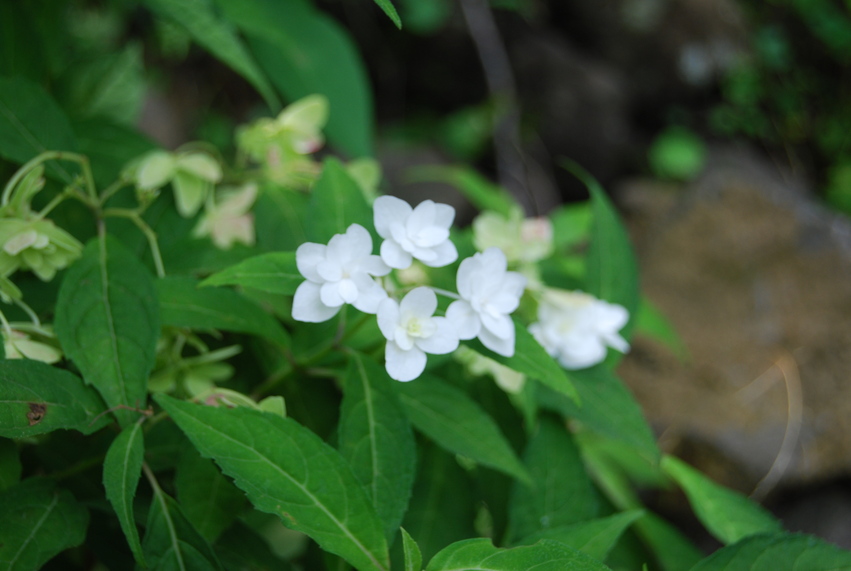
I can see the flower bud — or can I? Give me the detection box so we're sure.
[0,218,83,281]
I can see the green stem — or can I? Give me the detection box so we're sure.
[103,208,166,277]
[252,361,295,399]
[0,308,13,337]
[1,151,97,207]
[99,178,132,205]
[34,191,70,220]
[12,297,41,327]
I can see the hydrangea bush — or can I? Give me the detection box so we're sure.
[1,1,850,570]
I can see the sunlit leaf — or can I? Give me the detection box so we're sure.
[402,528,423,571]
[103,422,146,566]
[201,251,301,295]
[425,538,612,571]
[690,532,851,571]
[372,0,402,29]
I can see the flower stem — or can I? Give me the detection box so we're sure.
[430,286,461,300]
[103,208,166,277]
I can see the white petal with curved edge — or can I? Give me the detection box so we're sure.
[413,225,449,248]
[352,280,388,314]
[479,323,516,357]
[603,331,630,353]
[374,195,412,237]
[361,255,391,276]
[296,242,326,282]
[316,260,343,282]
[455,255,477,299]
[416,317,459,354]
[399,287,437,318]
[433,202,455,228]
[320,281,345,308]
[381,239,413,269]
[422,239,457,268]
[292,281,340,322]
[342,224,373,258]
[338,278,359,303]
[407,200,435,236]
[385,342,427,382]
[446,300,481,340]
[377,298,400,340]
[558,336,607,370]
[481,312,513,340]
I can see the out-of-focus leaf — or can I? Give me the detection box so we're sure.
[307,157,374,244]
[201,251,301,295]
[689,532,851,571]
[515,511,643,562]
[550,202,592,251]
[215,520,293,571]
[72,117,157,189]
[396,376,530,484]
[634,298,688,360]
[508,416,598,542]
[254,185,309,252]
[176,447,246,542]
[372,0,402,29]
[406,165,515,216]
[425,538,612,571]
[339,353,416,540]
[0,359,110,438]
[0,437,21,491]
[662,455,782,545]
[103,422,146,566]
[155,394,390,571]
[157,276,291,348]
[55,236,159,427]
[0,478,89,570]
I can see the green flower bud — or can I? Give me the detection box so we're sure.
[129,149,222,217]
[0,218,83,281]
[2,327,63,364]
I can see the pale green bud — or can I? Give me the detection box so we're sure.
[3,327,63,364]
[0,218,83,281]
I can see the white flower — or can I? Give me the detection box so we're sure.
[529,289,629,370]
[193,183,258,249]
[292,224,390,322]
[473,207,553,264]
[446,247,526,357]
[377,287,459,382]
[373,195,457,269]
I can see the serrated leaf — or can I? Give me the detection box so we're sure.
[0,359,110,438]
[0,437,21,491]
[307,157,374,244]
[425,538,612,571]
[470,319,579,404]
[339,353,416,540]
[155,394,390,571]
[54,236,159,427]
[143,486,224,571]
[201,252,301,294]
[690,532,851,571]
[515,511,643,562]
[143,0,279,109]
[395,376,530,484]
[373,0,402,28]
[0,478,88,570]
[103,422,145,566]
[157,276,290,348]
[508,416,598,542]
[537,365,659,461]
[402,528,423,571]
[176,447,246,542]
[662,455,782,545]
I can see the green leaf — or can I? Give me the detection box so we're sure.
[661,455,782,545]
[176,447,246,542]
[157,276,290,348]
[690,532,851,571]
[254,185,309,252]
[515,511,643,562]
[0,359,110,438]
[0,76,77,165]
[307,157,374,244]
[550,202,592,251]
[401,528,423,571]
[395,376,530,484]
[638,514,704,571]
[470,319,579,404]
[55,236,159,427]
[562,160,639,326]
[73,117,157,189]
[201,251,301,295]
[217,0,374,157]
[0,437,21,491]
[0,478,89,570]
[373,0,402,28]
[155,394,390,571]
[143,486,224,571]
[339,353,416,540]
[215,520,293,570]
[537,366,659,461]
[406,165,515,216]
[425,538,612,571]
[103,422,146,566]
[143,0,279,109]
[634,298,688,360]
[508,416,598,542]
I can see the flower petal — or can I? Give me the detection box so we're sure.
[361,255,391,277]
[481,312,513,340]
[399,287,437,319]
[320,282,345,307]
[296,242,326,282]
[353,279,388,314]
[377,298,400,340]
[413,225,449,248]
[385,341,427,382]
[421,239,457,268]
[433,202,455,229]
[416,317,459,355]
[446,300,481,340]
[407,200,436,236]
[479,322,516,357]
[374,195,412,238]
[380,239,413,269]
[292,281,340,322]
[341,224,373,259]
[338,278,359,303]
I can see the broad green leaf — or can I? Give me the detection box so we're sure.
[537,365,659,461]
[508,416,598,542]
[563,160,639,325]
[0,76,77,165]
[176,447,246,542]
[470,319,579,404]
[662,455,781,545]
[0,3,49,81]
[425,538,612,571]
[254,185,309,251]
[157,276,290,348]
[402,528,423,571]
[634,298,688,360]
[143,0,279,109]
[550,202,592,251]
[0,359,110,438]
[307,157,374,243]
[339,353,416,540]
[396,376,530,484]
[217,0,374,157]
[155,394,390,571]
[0,478,88,570]
[103,422,146,566]
[55,236,159,427]
[690,532,851,571]
[143,486,224,571]
[201,252,301,295]
[515,511,643,562]
[373,0,402,29]
[406,165,515,216]
[638,514,704,571]
[0,437,21,490]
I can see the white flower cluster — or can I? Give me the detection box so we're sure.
[292,195,527,382]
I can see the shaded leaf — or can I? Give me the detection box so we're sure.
[155,394,390,571]
[0,359,110,438]
[103,422,146,566]
[425,538,612,571]
[73,117,157,189]
[201,251,301,295]
[405,165,515,216]
[0,438,21,491]
[254,185,309,252]
[307,157,374,244]
[690,532,851,571]
[176,447,246,542]
[0,478,88,570]
[215,520,293,571]
[55,236,159,427]
[515,511,643,562]
[339,353,416,540]
[396,376,530,484]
